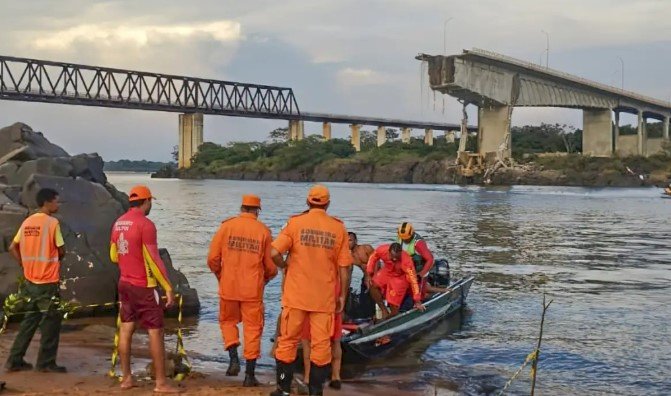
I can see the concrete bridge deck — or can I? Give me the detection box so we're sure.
[419,49,670,158]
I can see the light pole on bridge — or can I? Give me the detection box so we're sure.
[443,17,453,55]
[617,56,625,92]
[541,30,550,68]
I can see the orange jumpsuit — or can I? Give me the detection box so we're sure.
[273,209,352,366]
[207,213,278,360]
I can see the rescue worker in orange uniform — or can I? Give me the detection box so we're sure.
[6,188,66,373]
[270,185,353,396]
[366,243,425,320]
[110,185,179,394]
[207,194,277,387]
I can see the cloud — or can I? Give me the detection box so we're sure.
[337,67,391,86]
[1,0,670,161]
[32,20,242,50]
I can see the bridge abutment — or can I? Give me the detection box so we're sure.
[350,124,361,151]
[178,113,203,169]
[582,109,613,157]
[478,105,511,158]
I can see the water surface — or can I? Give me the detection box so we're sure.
[108,174,671,395]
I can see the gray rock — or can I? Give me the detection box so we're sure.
[0,123,69,160]
[0,253,21,299]
[20,174,124,250]
[11,157,73,186]
[0,162,19,184]
[159,249,200,316]
[71,154,107,184]
[0,123,199,315]
[0,209,25,253]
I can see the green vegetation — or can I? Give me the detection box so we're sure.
[183,124,670,184]
[188,127,469,175]
[104,159,171,172]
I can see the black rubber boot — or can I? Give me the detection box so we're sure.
[243,359,260,387]
[269,359,293,396]
[308,362,331,396]
[226,346,240,376]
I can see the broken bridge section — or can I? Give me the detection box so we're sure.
[421,49,671,158]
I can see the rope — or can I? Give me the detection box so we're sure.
[1,292,190,382]
[497,349,538,396]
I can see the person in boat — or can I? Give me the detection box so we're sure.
[349,232,374,274]
[366,243,425,320]
[397,222,435,293]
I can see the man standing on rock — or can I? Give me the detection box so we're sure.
[5,188,66,373]
[207,194,277,387]
[270,185,352,396]
[110,185,179,393]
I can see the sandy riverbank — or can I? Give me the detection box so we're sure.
[0,319,425,395]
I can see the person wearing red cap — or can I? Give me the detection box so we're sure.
[207,194,277,387]
[110,185,178,393]
[270,185,353,396]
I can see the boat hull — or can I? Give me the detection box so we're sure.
[341,276,474,361]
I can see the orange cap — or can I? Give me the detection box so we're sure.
[128,185,153,202]
[242,194,261,208]
[307,184,330,205]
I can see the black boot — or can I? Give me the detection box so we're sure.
[226,346,240,376]
[308,362,331,396]
[243,359,260,387]
[269,359,293,396]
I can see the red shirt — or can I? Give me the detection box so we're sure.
[413,239,435,276]
[110,208,173,291]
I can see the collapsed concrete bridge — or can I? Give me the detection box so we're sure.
[419,49,671,159]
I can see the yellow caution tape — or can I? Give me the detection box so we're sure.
[497,349,540,396]
[1,291,191,382]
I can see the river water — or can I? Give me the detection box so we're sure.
[108,174,671,395]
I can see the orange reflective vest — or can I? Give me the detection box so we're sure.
[13,213,64,284]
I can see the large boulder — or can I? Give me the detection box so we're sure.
[20,174,124,250]
[0,253,22,300]
[70,153,107,184]
[10,157,74,186]
[0,123,199,316]
[0,123,69,161]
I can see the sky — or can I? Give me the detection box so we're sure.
[0,0,670,161]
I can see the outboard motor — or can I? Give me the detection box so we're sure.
[428,259,451,288]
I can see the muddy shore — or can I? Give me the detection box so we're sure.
[0,319,425,395]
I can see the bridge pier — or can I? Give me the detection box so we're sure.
[613,111,620,152]
[478,105,511,158]
[322,122,332,140]
[664,116,670,140]
[401,128,411,143]
[178,113,203,169]
[582,109,613,157]
[637,110,647,156]
[424,129,433,146]
[350,124,361,151]
[289,120,304,141]
[445,131,456,143]
[377,126,386,147]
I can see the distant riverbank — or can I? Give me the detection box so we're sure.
[153,153,671,188]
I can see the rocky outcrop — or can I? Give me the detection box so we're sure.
[0,123,199,316]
